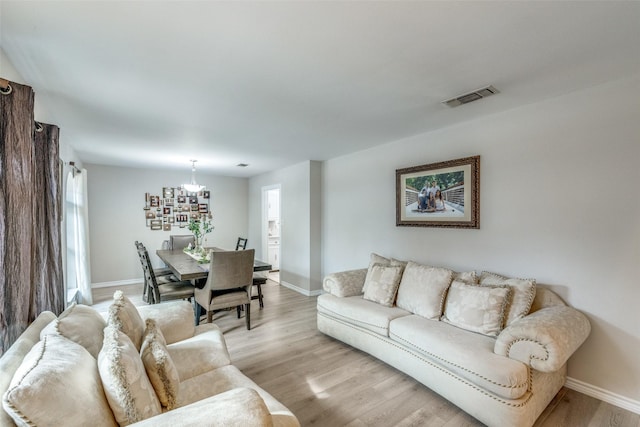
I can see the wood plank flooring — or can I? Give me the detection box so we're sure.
[92,281,639,427]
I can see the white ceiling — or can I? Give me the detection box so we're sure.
[1,1,639,177]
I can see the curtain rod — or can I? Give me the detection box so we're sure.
[0,78,12,95]
[67,161,81,176]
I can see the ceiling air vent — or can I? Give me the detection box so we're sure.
[442,85,499,108]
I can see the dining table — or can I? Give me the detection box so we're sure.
[156,247,272,281]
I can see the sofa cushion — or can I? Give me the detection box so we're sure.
[39,303,106,358]
[363,263,404,307]
[442,280,511,337]
[480,271,536,326]
[396,262,453,319]
[98,325,162,426]
[2,334,117,427]
[363,253,405,294]
[177,365,292,417]
[167,323,232,381]
[317,294,410,336]
[108,290,145,351]
[389,315,529,400]
[140,319,180,410]
[132,388,274,427]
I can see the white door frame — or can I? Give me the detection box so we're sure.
[261,184,281,269]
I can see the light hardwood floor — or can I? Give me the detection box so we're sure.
[92,282,639,427]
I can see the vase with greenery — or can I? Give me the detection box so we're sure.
[187,217,214,254]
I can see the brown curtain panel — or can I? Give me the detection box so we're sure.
[0,79,63,356]
[33,123,64,316]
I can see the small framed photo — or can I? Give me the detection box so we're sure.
[168,216,175,224]
[163,223,171,231]
[189,195,198,204]
[182,205,190,212]
[145,211,155,219]
[396,155,480,229]
[164,198,174,207]
[190,204,199,212]
[191,212,199,219]
[163,207,171,215]
[177,195,186,204]
[202,190,210,199]
[150,219,163,230]
[150,196,160,207]
[163,187,175,198]
[198,203,208,213]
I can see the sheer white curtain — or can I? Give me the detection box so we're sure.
[66,169,93,305]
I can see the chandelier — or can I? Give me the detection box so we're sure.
[182,160,205,193]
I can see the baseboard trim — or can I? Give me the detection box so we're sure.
[565,377,640,415]
[92,278,141,289]
[279,280,322,297]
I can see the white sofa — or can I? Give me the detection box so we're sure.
[0,291,299,427]
[317,254,591,427]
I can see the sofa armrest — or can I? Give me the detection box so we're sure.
[137,300,196,345]
[130,388,273,427]
[323,268,367,297]
[494,306,591,372]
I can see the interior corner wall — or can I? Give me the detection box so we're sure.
[248,160,322,295]
[86,164,248,285]
[322,74,640,405]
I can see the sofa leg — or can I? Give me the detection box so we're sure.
[207,310,213,324]
[236,306,241,318]
[245,303,251,330]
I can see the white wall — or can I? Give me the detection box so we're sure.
[248,160,322,295]
[322,75,640,406]
[87,164,248,284]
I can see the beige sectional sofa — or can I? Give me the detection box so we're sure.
[0,291,299,427]
[317,254,591,427]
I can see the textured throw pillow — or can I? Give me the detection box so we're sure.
[363,253,406,294]
[363,263,404,307]
[442,280,512,337]
[108,290,145,351]
[452,270,478,284]
[140,319,180,410]
[98,325,162,426]
[396,262,453,319]
[480,271,536,326]
[2,334,117,427]
[40,303,106,358]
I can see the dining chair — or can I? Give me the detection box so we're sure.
[233,236,265,308]
[135,241,194,304]
[135,241,176,303]
[194,249,255,329]
[170,234,196,250]
[235,237,248,250]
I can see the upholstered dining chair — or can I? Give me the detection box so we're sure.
[135,241,194,304]
[194,249,255,329]
[169,234,196,250]
[235,237,248,250]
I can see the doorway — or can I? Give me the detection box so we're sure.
[262,185,281,280]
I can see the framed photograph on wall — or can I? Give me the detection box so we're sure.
[396,155,480,229]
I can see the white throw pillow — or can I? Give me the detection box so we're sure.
[140,319,180,410]
[442,280,512,337]
[396,262,453,319]
[108,290,145,351]
[40,303,106,358]
[2,334,117,427]
[363,253,406,294]
[479,271,536,326]
[452,270,478,284]
[363,263,404,307]
[98,325,162,426]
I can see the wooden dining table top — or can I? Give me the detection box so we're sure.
[156,247,272,281]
